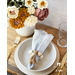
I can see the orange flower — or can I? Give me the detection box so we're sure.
[18,8,30,22]
[9,17,24,29]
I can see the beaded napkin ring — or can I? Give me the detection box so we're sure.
[28,50,43,64]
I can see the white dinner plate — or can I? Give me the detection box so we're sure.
[14,38,60,75]
[14,38,56,71]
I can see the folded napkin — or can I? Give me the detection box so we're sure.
[28,29,54,69]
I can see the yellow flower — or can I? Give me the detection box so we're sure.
[28,6,35,14]
[7,6,19,18]
[25,0,34,7]
[37,0,48,10]
[9,17,24,29]
[24,15,37,26]
[18,8,30,22]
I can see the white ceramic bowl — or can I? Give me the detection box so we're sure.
[15,38,56,72]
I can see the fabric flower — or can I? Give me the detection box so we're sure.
[7,6,19,19]
[37,0,48,10]
[9,17,24,29]
[35,8,49,21]
[18,8,30,22]
[25,15,37,26]
[28,6,35,14]
[25,0,34,7]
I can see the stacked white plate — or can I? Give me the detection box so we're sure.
[14,38,60,75]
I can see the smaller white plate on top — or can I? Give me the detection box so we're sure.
[14,38,56,72]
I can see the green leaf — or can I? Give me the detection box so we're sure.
[7,0,25,7]
[8,1,16,6]
[33,0,36,2]
[18,1,23,5]
[14,0,17,1]
[22,0,25,4]
[19,0,21,1]
[7,0,12,4]
[15,3,20,8]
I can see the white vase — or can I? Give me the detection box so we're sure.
[16,24,35,37]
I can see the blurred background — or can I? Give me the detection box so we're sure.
[39,0,67,29]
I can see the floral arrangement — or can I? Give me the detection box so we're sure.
[7,0,49,29]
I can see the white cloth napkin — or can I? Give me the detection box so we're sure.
[28,29,54,69]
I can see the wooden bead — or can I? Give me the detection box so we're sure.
[38,51,42,56]
[40,55,43,59]
[29,50,33,55]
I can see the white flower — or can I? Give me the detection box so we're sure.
[25,0,34,7]
[7,6,19,18]
[37,0,48,10]
[25,15,37,26]
[28,6,35,14]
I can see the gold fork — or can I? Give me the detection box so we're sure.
[64,60,67,75]
[57,53,67,75]
[7,36,21,61]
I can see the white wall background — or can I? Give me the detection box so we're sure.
[39,0,67,29]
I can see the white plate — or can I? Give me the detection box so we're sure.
[14,38,56,72]
[14,41,60,75]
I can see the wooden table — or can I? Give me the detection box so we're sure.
[7,23,67,75]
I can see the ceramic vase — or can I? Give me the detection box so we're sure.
[16,24,35,37]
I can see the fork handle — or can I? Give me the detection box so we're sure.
[57,68,62,75]
[7,47,14,61]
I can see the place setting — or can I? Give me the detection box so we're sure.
[13,22,67,75]
[14,29,60,75]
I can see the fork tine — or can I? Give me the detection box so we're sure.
[14,36,21,44]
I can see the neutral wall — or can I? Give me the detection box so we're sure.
[39,0,67,29]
